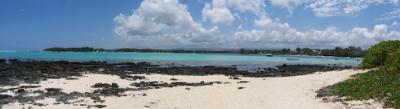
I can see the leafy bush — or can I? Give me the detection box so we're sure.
[360,40,400,69]
[331,69,400,108]
[385,49,400,72]
[330,40,400,108]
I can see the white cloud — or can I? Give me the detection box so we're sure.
[380,8,400,20]
[114,0,223,48]
[202,0,235,25]
[393,21,399,26]
[226,0,267,17]
[306,0,386,17]
[268,0,399,17]
[201,0,269,25]
[390,0,400,4]
[269,0,304,14]
[234,17,400,48]
[114,0,400,49]
[254,17,291,31]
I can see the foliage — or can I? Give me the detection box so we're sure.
[44,46,365,57]
[330,40,400,108]
[43,47,105,52]
[384,49,400,72]
[239,46,365,57]
[331,69,400,108]
[239,48,291,54]
[360,40,400,69]
[44,47,236,53]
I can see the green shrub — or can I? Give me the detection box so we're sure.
[385,49,400,72]
[360,40,400,69]
[330,40,400,108]
[331,69,400,108]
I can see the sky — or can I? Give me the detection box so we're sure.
[0,0,399,51]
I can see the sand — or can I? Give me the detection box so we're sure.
[3,69,386,109]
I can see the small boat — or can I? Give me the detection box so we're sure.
[265,54,273,57]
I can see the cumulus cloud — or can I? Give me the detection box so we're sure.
[226,0,267,17]
[234,19,400,48]
[201,0,268,25]
[114,0,223,48]
[202,0,235,25]
[235,16,400,49]
[114,0,400,49]
[268,0,399,17]
[269,0,304,14]
[306,0,386,17]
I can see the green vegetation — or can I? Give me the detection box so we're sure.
[43,47,236,53]
[113,48,235,53]
[239,46,365,57]
[360,40,400,68]
[329,40,400,108]
[331,69,400,108]
[44,46,365,57]
[239,48,291,54]
[43,47,105,52]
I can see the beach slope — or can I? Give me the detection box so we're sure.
[3,69,383,109]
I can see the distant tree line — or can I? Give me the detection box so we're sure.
[43,47,106,52]
[43,47,236,53]
[239,46,365,57]
[43,46,366,57]
[112,48,236,53]
[239,48,292,55]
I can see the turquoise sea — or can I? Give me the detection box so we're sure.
[0,51,361,70]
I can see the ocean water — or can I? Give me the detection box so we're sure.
[0,51,361,71]
[0,51,361,65]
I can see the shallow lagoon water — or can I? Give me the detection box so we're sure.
[0,51,360,70]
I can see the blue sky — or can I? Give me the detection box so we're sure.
[0,0,399,50]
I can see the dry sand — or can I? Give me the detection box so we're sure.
[3,69,386,109]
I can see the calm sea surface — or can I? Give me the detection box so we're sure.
[0,51,361,71]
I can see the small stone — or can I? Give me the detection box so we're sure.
[230,76,240,80]
[170,78,178,81]
[111,83,119,88]
[88,105,107,108]
[17,89,25,93]
[237,81,249,84]
[45,88,62,92]
[237,87,245,89]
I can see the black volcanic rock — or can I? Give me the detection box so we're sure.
[0,59,354,86]
[92,83,112,88]
[111,83,119,88]
[0,94,11,100]
[45,88,63,92]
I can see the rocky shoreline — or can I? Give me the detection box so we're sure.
[0,59,353,86]
[0,59,354,108]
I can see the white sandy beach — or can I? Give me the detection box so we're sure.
[3,69,385,109]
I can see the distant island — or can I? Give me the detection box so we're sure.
[43,46,365,57]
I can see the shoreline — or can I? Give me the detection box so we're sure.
[0,59,370,109]
[1,69,384,109]
[0,59,353,86]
